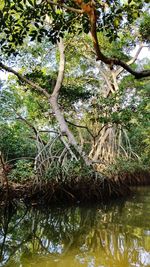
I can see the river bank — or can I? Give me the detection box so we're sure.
[0,170,150,207]
[0,177,130,206]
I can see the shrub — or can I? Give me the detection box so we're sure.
[8,159,34,183]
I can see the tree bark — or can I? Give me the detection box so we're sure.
[49,38,92,166]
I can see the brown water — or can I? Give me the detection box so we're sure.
[0,187,150,267]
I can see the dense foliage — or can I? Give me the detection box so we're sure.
[0,0,150,183]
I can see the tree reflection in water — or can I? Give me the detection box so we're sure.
[0,187,150,267]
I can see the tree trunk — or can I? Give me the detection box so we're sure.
[49,38,92,166]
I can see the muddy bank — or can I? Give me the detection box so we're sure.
[117,170,150,186]
[1,171,150,207]
[0,177,130,206]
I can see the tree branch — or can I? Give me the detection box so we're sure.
[46,0,83,14]
[115,43,146,77]
[65,119,95,139]
[112,57,150,79]
[0,62,50,98]
[88,4,150,79]
[40,1,150,79]
[66,0,150,79]
[0,42,92,166]
[49,38,92,166]
[99,68,115,95]
[15,113,47,145]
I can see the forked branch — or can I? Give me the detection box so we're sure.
[0,39,92,166]
[46,0,150,79]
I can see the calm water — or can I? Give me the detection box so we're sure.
[0,187,150,267]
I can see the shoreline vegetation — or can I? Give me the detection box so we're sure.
[0,168,150,207]
[1,153,150,207]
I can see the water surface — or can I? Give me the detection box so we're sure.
[0,187,150,267]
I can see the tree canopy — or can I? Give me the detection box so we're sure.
[0,0,150,77]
